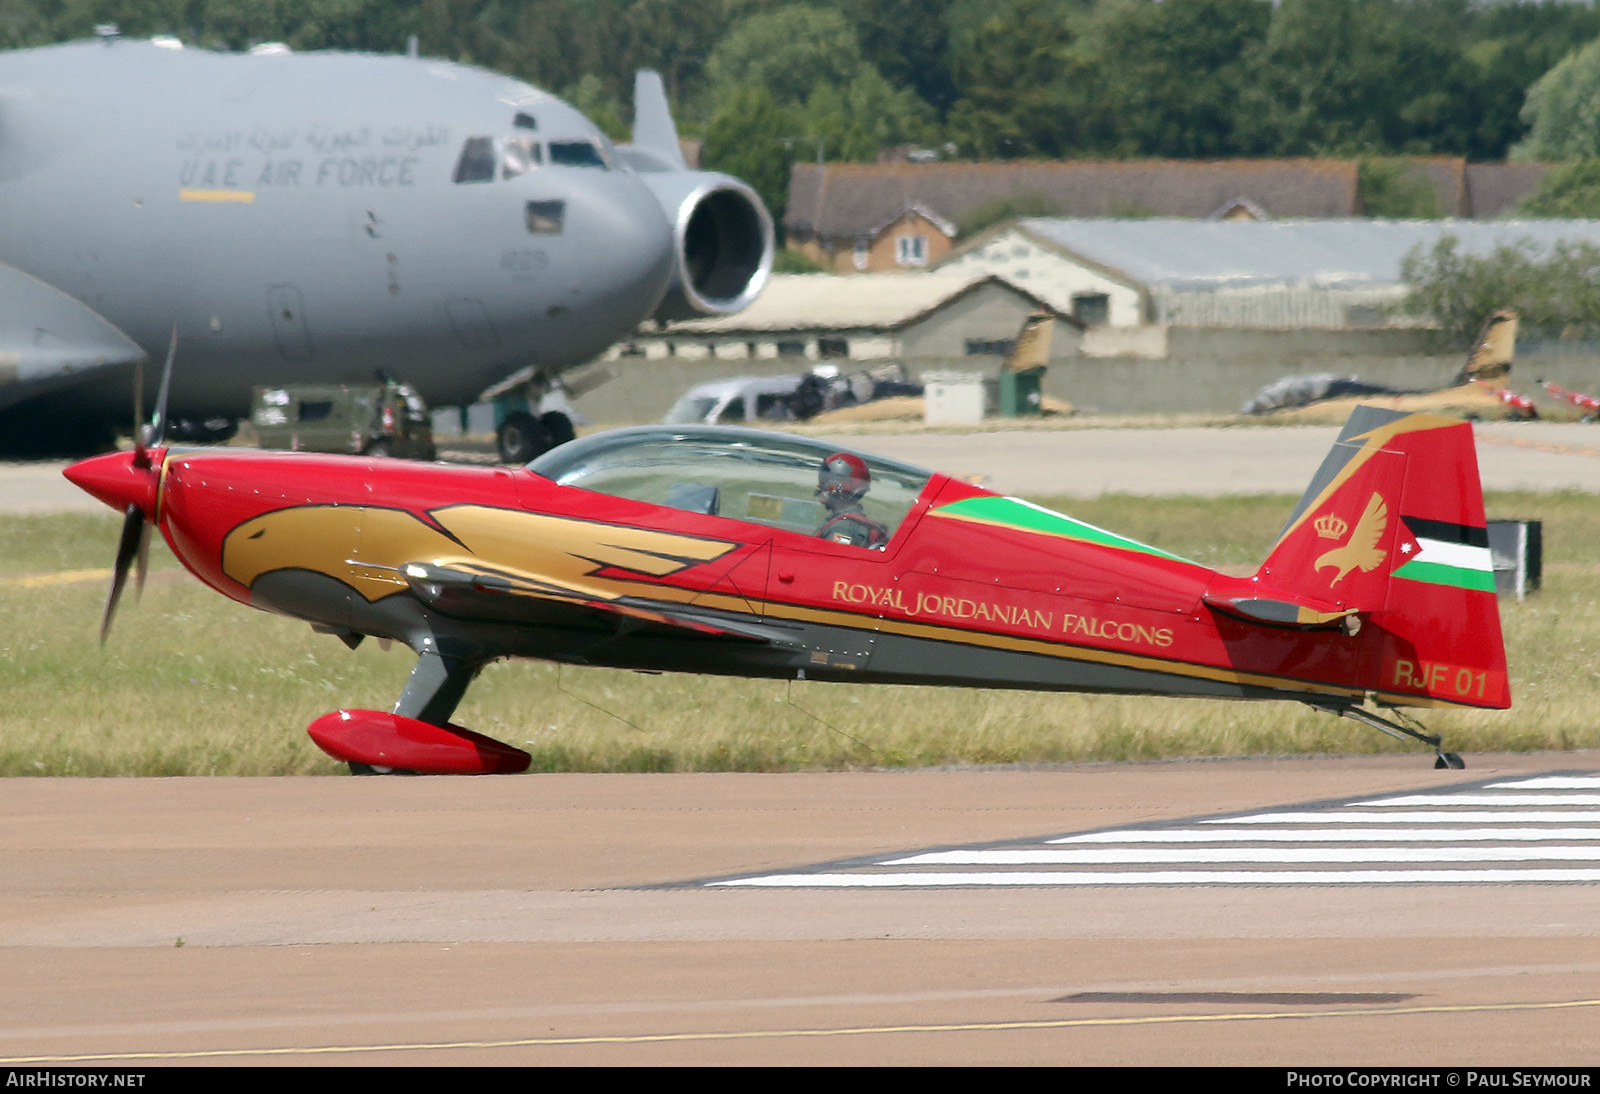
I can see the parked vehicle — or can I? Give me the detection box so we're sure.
[663,364,924,425]
[250,381,436,459]
[663,375,803,425]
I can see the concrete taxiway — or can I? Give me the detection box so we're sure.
[3,756,1598,1065]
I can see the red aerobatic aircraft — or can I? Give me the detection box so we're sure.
[66,405,1508,774]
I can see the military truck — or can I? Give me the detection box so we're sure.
[250,381,436,460]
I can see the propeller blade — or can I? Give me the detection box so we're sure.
[100,503,144,644]
[147,325,177,450]
[132,355,145,447]
[134,522,151,602]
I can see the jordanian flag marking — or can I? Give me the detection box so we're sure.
[1393,516,1495,592]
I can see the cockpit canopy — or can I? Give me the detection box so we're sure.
[527,426,934,545]
[452,134,609,184]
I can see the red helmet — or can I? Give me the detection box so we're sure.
[818,452,870,503]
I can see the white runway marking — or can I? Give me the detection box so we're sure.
[1486,778,1600,790]
[706,773,1600,889]
[1051,827,1600,843]
[1207,811,1600,824]
[1360,794,1600,806]
[717,869,1600,888]
[882,846,1600,866]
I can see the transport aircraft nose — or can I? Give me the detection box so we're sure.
[560,177,676,309]
[63,450,159,519]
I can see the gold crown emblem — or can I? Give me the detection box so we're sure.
[1314,512,1348,540]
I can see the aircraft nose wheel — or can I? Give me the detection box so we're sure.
[1435,751,1465,770]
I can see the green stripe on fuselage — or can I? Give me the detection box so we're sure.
[932,496,1193,563]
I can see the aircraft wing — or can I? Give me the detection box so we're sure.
[400,561,799,645]
[0,261,145,413]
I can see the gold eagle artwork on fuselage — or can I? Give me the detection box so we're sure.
[220,504,739,604]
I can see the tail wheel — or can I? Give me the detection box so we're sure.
[497,411,549,463]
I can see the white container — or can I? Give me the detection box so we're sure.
[923,371,985,425]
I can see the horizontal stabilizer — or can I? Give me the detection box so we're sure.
[1202,594,1359,630]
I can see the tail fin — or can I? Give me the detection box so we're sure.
[1457,307,1517,385]
[628,70,688,171]
[1257,406,1509,709]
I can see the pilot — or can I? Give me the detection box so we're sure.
[816,452,890,549]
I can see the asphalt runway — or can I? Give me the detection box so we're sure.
[3,757,1599,1066]
[6,424,1600,1065]
[9,420,1600,513]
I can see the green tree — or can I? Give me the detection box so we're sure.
[1518,160,1600,218]
[1086,0,1271,158]
[1358,159,1443,218]
[704,4,864,109]
[943,0,1100,158]
[1464,0,1600,159]
[701,85,798,229]
[565,73,628,142]
[802,64,931,161]
[1401,234,1600,346]
[1250,0,1485,155]
[845,0,957,114]
[1514,36,1600,162]
[616,0,731,115]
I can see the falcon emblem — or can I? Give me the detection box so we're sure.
[1314,493,1388,587]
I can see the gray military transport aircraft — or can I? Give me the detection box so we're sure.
[0,31,773,457]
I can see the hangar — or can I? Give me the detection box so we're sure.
[938,218,1600,352]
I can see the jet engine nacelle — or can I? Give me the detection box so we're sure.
[636,170,774,322]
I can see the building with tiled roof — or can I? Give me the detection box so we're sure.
[786,159,1553,275]
[786,160,1364,273]
[1464,163,1551,217]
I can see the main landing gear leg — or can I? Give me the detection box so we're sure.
[346,647,485,776]
[394,647,482,726]
[1319,703,1465,769]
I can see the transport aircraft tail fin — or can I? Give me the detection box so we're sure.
[1253,406,1509,709]
[629,70,688,171]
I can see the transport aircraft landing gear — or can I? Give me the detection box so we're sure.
[497,411,547,463]
[1317,703,1465,769]
[496,410,573,462]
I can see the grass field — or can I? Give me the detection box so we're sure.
[2,492,1596,776]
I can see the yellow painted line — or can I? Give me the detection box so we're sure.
[0,568,112,588]
[4,997,1598,1063]
[179,188,256,203]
